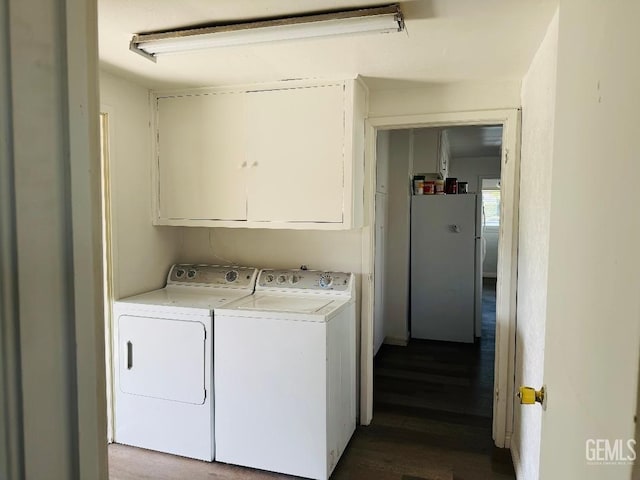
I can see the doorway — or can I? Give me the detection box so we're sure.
[361,110,521,450]
[373,121,505,450]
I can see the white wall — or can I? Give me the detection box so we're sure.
[511,10,558,480]
[482,228,499,278]
[369,81,521,118]
[448,156,501,194]
[100,71,182,298]
[179,227,362,275]
[382,130,412,343]
[539,1,640,478]
[178,227,363,352]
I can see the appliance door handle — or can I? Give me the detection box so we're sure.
[127,341,133,370]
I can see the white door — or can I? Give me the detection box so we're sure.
[157,93,248,220]
[245,85,345,223]
[118,315,206,405]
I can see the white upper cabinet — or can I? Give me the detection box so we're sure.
[152,78,368,230]
[245,85,344,223]
[412,128,440,175]
[157,93,248,221]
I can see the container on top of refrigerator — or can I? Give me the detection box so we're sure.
[413,175,425,195]
[445,178,458,194]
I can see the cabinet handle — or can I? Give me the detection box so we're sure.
[251,161,259,167]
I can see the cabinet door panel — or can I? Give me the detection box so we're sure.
[157,94,247,220]
[412,128,440,174]
[246,85,345,223]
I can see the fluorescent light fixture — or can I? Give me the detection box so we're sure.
[130,4,405,62]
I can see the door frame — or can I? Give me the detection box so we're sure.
[477,174,502,281]
[360,109,521,448]
[99,110,116,442]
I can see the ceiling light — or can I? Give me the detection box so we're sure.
[130,4,405,62]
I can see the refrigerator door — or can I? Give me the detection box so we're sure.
[411,195,477,343]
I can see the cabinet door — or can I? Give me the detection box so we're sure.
[412,128,440,174]
[157,93,247,221]
[245,85,345,223]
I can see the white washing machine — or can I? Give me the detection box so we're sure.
[113,264,258,461]
[214,268,356,480]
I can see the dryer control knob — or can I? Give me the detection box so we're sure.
[187,269,197,279]
[225,270,238,283]
[319,274,333,288]
[277,274,287,284]
[265,274,275,283]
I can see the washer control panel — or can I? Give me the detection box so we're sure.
[167,264,257,288]
[257,269,352,292]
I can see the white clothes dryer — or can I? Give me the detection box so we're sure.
[214,268,356,480]
[113,264,258,461]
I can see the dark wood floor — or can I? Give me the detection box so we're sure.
[331,278,514,480]
[109,278,513,480]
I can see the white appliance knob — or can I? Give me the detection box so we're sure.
[265,274,275,283]
[290,275,300,285]
[187,269,196,279]
[319,274,333,288]
[277,274,287,284]
[176,269,185,278]
[225,270,238,283]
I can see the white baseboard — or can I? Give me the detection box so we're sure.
[383,336,408,346]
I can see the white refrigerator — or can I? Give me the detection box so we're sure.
[410,194,482,343]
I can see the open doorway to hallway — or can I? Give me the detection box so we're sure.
[370,125,515,478]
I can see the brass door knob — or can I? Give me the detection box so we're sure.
[517,386,546,408]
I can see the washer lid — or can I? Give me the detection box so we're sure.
[234,295,334,314]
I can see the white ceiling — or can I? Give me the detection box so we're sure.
[99,0,557,90]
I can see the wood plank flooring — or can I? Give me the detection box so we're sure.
[109,278,514,480]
